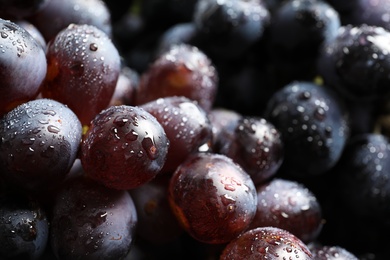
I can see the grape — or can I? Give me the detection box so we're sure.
[336,133,390,220]
[220,226,313,260]
[141,96,213,174]
[29,0,112,42]
[218,116,284,185]
[80,105,169,190]
[50,176,137,260]
[0,18,47,115]
[0,192,49,260]
[0,98,82,192]
[41,23,121,126]
[249,178,323,243]
[136,43,219,112]
[267,0,341,86]
[317,24,390,102]
[168,152,257,244]
[264,81,350,177]
[193,0,270,60]
[308,243,359,260]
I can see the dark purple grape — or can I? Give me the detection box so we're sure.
[193,0,270,60]
[308,243,359,260]
[141,96,213,174]
[249,178,323,243]
[337,133,390,219]
[168,152,257,244]
[220,226,313,259]
[317,24,390,102]
[29,0,112,42]
[266,0,341,85]
[341,0,390,31]
[219,117,284,185]
[264,81,350,177]
[129,175,183,245]
[268,0,341,60]
[41,23,121,126]
[0,192,49,260]
[0,18,47,115]
[50,176,138,260]
[0,98,82,192]
[136,43,219,112]
[80,105,169,190]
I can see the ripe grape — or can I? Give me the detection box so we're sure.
[168,152,257,244]
[50,176,138,260]
[220,226,313,260]
[29,0,112,42]
[264,81,350,177]
[0,98,82,192]
[141,96,213,174]
[249,178,323,243]
[0,18,47,115]
[80,105,169,190]
[218,117,284,185]
[135,43,218,112]
[193,0,270,60]
[41,23,121,125]
[317,24,390,102]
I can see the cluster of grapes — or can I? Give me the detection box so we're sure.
[0,0,389,259]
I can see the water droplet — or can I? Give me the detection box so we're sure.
[125,130,138,141]
[314,107,326,121]
[1,31,8,38]
[142,137,158,160]
[48,125,60,134]
[90,43,98,51]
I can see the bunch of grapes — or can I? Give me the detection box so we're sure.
[0,0,389,259]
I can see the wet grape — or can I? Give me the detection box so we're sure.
[80,105,169,190]
[168,152,257,244]
[0,18,47,115]
[41,23,121,125]
[50,176,137,260]
[0,98,82,192]
[220,226,313,260]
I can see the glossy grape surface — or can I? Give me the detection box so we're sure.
[0,98,82,192]
[168,152,257,244]
[220,226,313,260]
[264,81,350,177]
[136,43,218,112]
[29,0,112,42]
[317,24,390,102]
[50,176,137,260]
[41,23,121,125]
[141,96,213,174]
[80,105,169,190]
[249,178,323,243]
[219,117,284,185]
[0,19,47,115]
